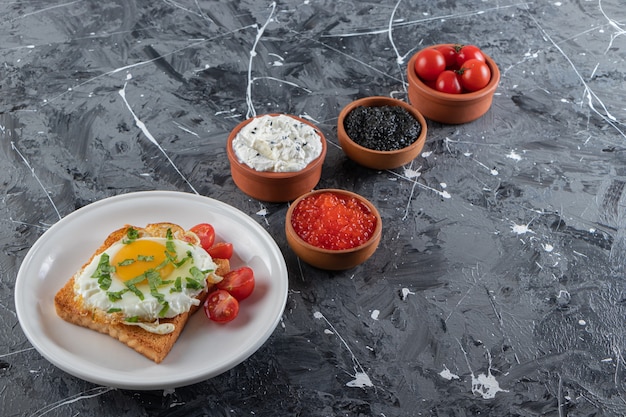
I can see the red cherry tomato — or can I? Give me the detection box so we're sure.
[435,70,462,94]
[207,242,234,259]
[204,289,239,323]
[414,48,446,81]
[456,45,486,67]
[217,266,255,301]
[435,44,459,69]
[190,223,215,251]
[459,59,491,92]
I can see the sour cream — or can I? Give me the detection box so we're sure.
[232,114,323,172]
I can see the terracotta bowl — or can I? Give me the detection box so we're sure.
[407,44,500,124]
[337,96,427,170]
[285,189,382,270]
[227,114,327,202]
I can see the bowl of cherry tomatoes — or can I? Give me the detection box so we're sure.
[285,189,382,270]
[407,44,500,124]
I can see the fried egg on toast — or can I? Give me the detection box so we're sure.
[54,222,229,363]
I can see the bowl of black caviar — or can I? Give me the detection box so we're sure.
[337,96,427,170]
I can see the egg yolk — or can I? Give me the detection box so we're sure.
[111,240,175,282]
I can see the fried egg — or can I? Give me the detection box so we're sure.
[74,228,220,324]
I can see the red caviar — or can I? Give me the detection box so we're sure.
[291,192,377,250]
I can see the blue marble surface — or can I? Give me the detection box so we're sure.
[2,0,626,415]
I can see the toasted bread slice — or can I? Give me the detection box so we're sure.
[54,223,229,364]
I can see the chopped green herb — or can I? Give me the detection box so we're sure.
[182,267,207,290]
[125,316,139,323]
[165,228,176,253]
[189,266,206,282]
[145,269,170,315]
[165,250,191,268]
[137,254,154,262]
[158,255,174,271]
[107,289,128,302]
[126,283,144,300]
[107,308,122,313]
[170,277,183,293]
[124,227,139,243]
[91,253,114,290]
[125,274,145,284]
[158,301,170,317]
[118,258,135,266]
[185,277,203,290]
[99,275,112,291]
[146,269,161,286]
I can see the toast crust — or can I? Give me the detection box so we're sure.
[53,223,229,364]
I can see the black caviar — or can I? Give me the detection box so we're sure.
[343,105,422,151]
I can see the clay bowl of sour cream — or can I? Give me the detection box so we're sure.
[227,113,327,202]
[337,96,427,170]
[285,189,382,270]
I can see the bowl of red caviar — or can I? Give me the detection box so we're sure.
[337,96,427,170]
[285,189,382,270]
[227,113,327,203]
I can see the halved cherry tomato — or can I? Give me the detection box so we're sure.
[456,45,485,67]
[217,266,255,301]
[204,289,239,323]
[190,223,215,251]
[414,48,446,81]
[435,44,459,69]
[458,59,491,92]
[435,70,462,94]
[207,242,234,259]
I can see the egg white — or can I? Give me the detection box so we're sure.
[74,236,219,322]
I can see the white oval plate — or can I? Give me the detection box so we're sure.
[15,191,288,390]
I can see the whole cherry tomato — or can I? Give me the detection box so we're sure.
[435,70,462,94]
[414,48,446,81]
[190,223,215,251]
[435,44,459,69]
[217,266,255,301]
[456,45,486,67]
[204,289,239,323]
[207,242,234,259]
[458,59,491,92]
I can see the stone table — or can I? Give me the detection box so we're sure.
[2,0,626,415]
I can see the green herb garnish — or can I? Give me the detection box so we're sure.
[91,253,114,290]
[165,228,176,253]
[117,259,135,266]
[146,270,163,296]
[125,282,145,300]
[107,289,128,302]
[170,277,183,293]
[185,277,203,290]
[158,301,170,317]
[190,266,206,281]
[124,227,139,243]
